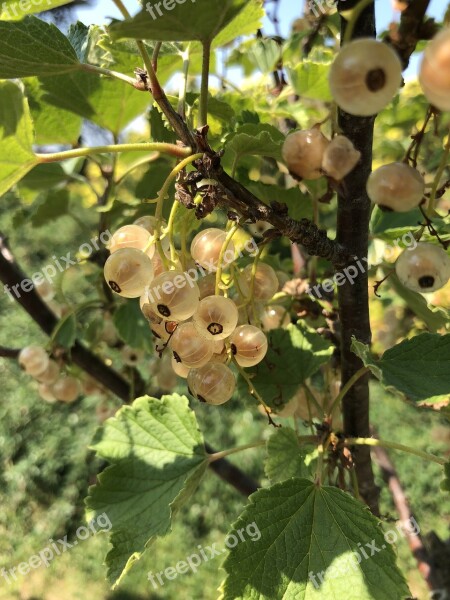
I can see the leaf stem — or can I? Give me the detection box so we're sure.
[328,366,370,416]
[303,382,325,418]
[345,438,446,466]
[199,40,211,128]
[208,440,266,463]
[79,62,141,88]
[232,356,273,415]
[343,0,374,45]
[36,143,192,164]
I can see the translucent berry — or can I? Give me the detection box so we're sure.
[198,273,217,299]
[190,228,235,271]
[419,28,450,111]
[170,322,215,368]
[329,38,402,116]
[38,383,56,404]
[52,376,81,403]
[230,325,268,367]
[109,225,153,257]
[260,305,291,330]
[104,248,154,298]
[321,135,361,181]
[248,221,273,238]
[35,359,59,384]
[134,216,170,252]
[187,363,236,405]
[171,357,190,378]
[395,243,450,293]
[367,163,425,212]
[18,346,49,377]
[282,128,330,180]
[240,263,279,301]
[146,270,200,321]
[35,279,54,302]
[121,346,144,367]
[192,296,239,341]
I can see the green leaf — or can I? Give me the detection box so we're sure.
[287,60,333,101]
[85,394,208,587]
[247,180,313,221]
[225,124,285,170]
[109,0,248,43]
[113,300,154,351]
[222,478,410,600]
[351,333,450,404]
[442,462,450,492]
[30,189,70,227]
[0,81,37,197]
[265,428,315,483]
[0,16,80,77]
[53,314,77,349]
[213,0,264,47]
[0,0,74,20]
[20,164,69,192]
[243,38,280,74]
[238,323,333,410]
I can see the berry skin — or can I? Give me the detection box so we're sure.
[146,270,200,321]
[395,243,450,293]
[187,363,236,405]
[261,305,291,330]
[419,28,450,111]
[104,248,154,298]
[329,38,402,116]
[367,163,425,212]
[190,228,235,271]
[240,263,279,301]
[282,128,330,180]
[38,383,57,404]
[109,225,153,257]
[171,357,190,378]
[248,221,273,238]
[169,322,215,368]
[35,359,59,384]
[52,376,81,403]
[198,273,217,300]
[192,296,239,341]
[230,325,268,368]
[321,135,361,181]
[121,346,144,367]
[18,346,49,377]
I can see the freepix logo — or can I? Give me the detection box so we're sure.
[0,0,53,19]
[145,0,196,21]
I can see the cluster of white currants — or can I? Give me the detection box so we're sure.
[104,220,291,406]
[18,346,81,404]
[282,128,361,182]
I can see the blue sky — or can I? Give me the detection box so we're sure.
[75,0,446,81]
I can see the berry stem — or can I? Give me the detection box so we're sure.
[342,0,374,45]
[344,438,446,466]
[35,143,192,164]
[232,356,277,424]
[328,366,370,416]
[215,224,240,296]
[427,123,450,216]
[166,199,181,266]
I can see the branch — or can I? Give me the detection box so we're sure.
[372,443,447,593]
[0,346,20,359]
[336,0,380,516]
[385,0,436,70]
[0,234,259,497]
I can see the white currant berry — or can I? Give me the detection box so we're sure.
[35,359,59,384]
[151,250,182,278]
[367,162,425,212]
[198,273,217,300]
[321,135,361,181]
[419,28,450,111]
[171,357,190,378]
[38,383,56,404]
[187,363,236,405]
[150,320,177,344]
[282,128,330,180]
[395,243,450,293]
[248,221,273,238]
[230,325,268,367]
[35,279,55,302]
[146,270,200,321]
[109,225,153,257]
[52,376,81,403]
[121,346,143,367]
[329,38,402,116]
[260,305,291,330]
[18,346,49,377]
[190,228,235,271]
[192,296,239,341]
[240,263,279,301]
[104,248,154,298]
[170,322,215,368]
[134,216,170,253]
